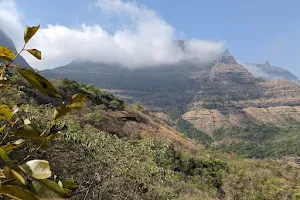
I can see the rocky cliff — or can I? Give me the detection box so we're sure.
[41,48,300,136]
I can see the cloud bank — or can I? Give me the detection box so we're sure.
[0,0,224,70]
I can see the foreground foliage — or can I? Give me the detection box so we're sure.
[0,25,88,199]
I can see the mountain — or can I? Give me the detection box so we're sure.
[241,61,299,83]
[1,25,300,200]
[0,29,30,68]
[41,48,300,152]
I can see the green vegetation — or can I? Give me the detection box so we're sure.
[213,123,300,158]
[134,101,144,111]
[46,121,300,200]
[0,25,86,199]
[177,118,213,146]
[3,73,300,199]
[165,107,184,120]
[58,78,124,110]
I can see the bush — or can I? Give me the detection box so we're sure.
[134,101,144,111]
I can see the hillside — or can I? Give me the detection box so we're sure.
[40,48,300,162]
[41,49,300,132]
[2,77,300,200]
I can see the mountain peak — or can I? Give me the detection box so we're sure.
[224,49,230,54]
[264,61,271,66]
[217,49,237,64]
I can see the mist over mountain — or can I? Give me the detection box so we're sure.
[41,48,300,136]
[2,26,300,139]
[240,61,299,83]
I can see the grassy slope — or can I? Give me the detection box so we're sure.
[2,78,300,200]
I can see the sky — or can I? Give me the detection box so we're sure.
[0,0,300,77]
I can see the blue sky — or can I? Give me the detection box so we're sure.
[2,0,300,77]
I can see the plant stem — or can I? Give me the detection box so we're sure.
[5,43,26,68]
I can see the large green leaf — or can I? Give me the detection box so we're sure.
[0,124,6,132]
[14,123,46,140]
[0,105,13,121]
[26,49,42,60]
[21,160,51,179]
[3,139,26,151]
[31,179,69,198]
[0,185,39,200]
[17,68,61,98]
[68,102,83,109]
[11,169,26,185]
[71,93,88,104]
[0,46,15,61]
[3,166,12,178]
[47,132,63,141]
[53,103,71,121]
[24,25,40,43]
[60,179,77,190]
[0,147,9,161]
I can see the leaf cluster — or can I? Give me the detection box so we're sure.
[0,25,87,199]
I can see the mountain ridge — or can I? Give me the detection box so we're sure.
[40,48,300,137]
[241,60,299,83]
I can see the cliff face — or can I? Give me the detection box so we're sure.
[41,48,300,135]
[185,77,300,134]
[194,63,261,102]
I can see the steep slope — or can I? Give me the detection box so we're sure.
[41,48,300,139]
[241,61,299,83]
[0,29,30,67]
[42,60,214,109]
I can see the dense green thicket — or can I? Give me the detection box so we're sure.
[15,77,125,110]
[51,127,226,199]
[58,78,125,110]
[213,123,300,158]
[177,118,213,146]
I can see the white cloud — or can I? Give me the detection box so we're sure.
[0,0,23,49]
[0,0,224,69]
